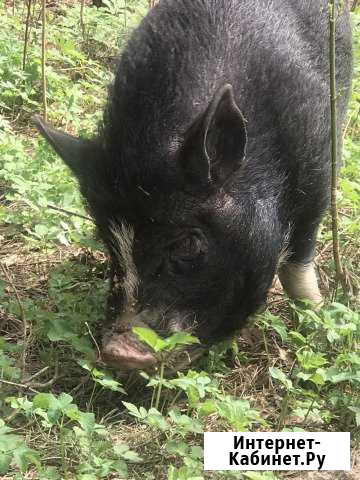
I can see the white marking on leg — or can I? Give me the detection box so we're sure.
[109,222,139,309]
[277,229,292,269]
[279,262,323,308]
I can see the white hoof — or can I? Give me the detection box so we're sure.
[279,262,323,308]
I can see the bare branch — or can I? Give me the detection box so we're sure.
[47,204,93,222]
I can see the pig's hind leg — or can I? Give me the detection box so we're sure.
[278,222,323,308]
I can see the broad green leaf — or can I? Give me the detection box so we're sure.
[166,440,188,456]
[288,331,307,345]
[77,412,95,433]
[12,445,40,472]
[269,367,293,390]
[168,410,203,434]
[0,453,11,475]
[190,446,203,459]
[296,350,328,371]
[78,360,126,393]
[146,409,169,431]
[162,332,200,351]
[132,327,166,352]
[197,400,218,417]
[297,369,326,387]
[113,443,142,462]
[122,402,146,419]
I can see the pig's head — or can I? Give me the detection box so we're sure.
[35,84,282,371]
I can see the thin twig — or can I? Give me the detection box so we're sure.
[0,363,58,390]
[29,369,59,389]
[27,0,38,53]
[0,263,29,378]
[80,0,86,40]
[342,112,354,141]
[329,1,347,295]
[24,365,50,383]
[85,321,101,359]
[47,204,93,222]
[41,0,47,121]
[23,0,32,70]
[0,378,39,394]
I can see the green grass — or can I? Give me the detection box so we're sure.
[0,2,359,479]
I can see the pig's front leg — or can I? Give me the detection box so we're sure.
[278,222,323,308]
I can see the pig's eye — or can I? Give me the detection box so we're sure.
[169,234,204,273]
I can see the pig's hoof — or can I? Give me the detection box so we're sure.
[278,262,323,309]
[102,333,157,371]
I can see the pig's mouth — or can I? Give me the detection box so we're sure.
[102,331,207,372]
[101,309,207,372]
[101,310,207,373]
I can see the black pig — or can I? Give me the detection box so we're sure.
[35,0,352,370]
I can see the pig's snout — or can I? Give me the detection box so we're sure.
[102,310,158,371]
[102,332,157,371]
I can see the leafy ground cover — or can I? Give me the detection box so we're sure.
[0,2,359,479]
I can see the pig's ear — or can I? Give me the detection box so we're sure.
[181,84,247,186]
[33,116,99,179]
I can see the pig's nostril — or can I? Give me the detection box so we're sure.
[102,333,157,371]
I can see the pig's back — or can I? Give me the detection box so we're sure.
[102,0,352,199]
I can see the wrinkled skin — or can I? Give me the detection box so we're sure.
[35,0,352,371]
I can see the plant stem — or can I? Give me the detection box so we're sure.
[41,0,47,121]
[277,393,290,430]
[304,397,316,423]
[23,0,32,70]
[155,361,165,411]
[80,0,86,40]
[329,1,347,295]
[150,384,156,409]
[262,327,270,364]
